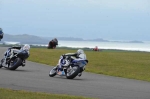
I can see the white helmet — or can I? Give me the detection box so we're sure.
[77,49,84,55]
[23,44,30,51]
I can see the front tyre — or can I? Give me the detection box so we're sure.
[0,59,4,68]
[66,66,80,79]
[9,58,22,70]
[0,63,2,68]
[49,67,57,77]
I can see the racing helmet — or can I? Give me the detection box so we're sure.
[77,49,84,55]
[23,44,30,51]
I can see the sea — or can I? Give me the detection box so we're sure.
[33,40,150,52]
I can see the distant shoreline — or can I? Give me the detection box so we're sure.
[0,44,148,52]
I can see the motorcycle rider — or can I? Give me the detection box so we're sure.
[48,38,58,49]
[57,49,87,76]
[4,44,30,66]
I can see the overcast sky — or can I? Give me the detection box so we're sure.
[0,0,150,41]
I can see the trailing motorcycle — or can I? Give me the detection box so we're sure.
[49,56,88,79]
[0,47,29,70]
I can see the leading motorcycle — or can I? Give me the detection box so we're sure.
[0,47,29,70]
[49,56,88,79]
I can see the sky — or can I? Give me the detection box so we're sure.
[0,0,150,41]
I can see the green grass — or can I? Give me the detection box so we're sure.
[0,88,92,99]
[28,48,150,82]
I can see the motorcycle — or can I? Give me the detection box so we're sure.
[49,56,88,79]
[0,47,29,70]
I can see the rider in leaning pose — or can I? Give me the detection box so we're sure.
[3,44,30,66]
[57,49,87,76]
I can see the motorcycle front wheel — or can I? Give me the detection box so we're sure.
[49,67,57,77]
[0,64,2,68]
[9,58,22,70]
[0,58,5,68]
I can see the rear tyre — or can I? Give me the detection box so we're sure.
[49,67,57,77]
[9,58,22,70]
[66,66,80,79]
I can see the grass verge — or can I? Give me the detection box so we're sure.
[0,88,93,99]
[28,48,150,82]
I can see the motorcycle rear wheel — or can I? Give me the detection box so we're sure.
[66,66,80,79]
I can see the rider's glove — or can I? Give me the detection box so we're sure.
[62,54,66,59]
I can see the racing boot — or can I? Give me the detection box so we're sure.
[22,60,26,66]
[78,67,85,77]
[78,72,82,77]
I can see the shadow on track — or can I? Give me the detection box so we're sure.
[48,75,90,81]
[0,68,32,72]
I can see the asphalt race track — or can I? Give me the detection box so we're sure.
[0,47,150,99]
